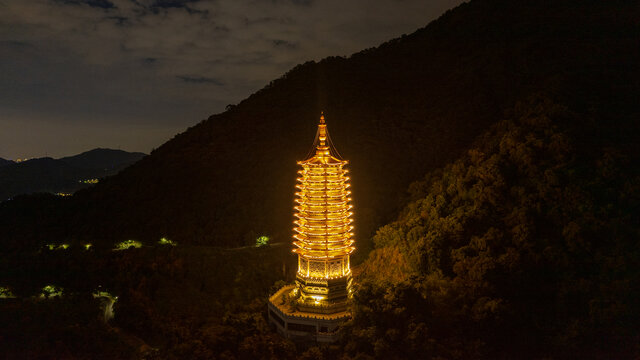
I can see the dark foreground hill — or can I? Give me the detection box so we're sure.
[0,149,145,201]
[1,0,638,255]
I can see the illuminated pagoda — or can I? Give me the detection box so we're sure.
[268,114,354,342]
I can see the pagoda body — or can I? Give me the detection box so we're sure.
[268,114,354,342]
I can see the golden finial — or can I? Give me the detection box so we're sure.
[320,112,325,124]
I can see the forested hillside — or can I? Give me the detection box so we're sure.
[3,97,635,359]
[347,97,640,358]
[1,0,637,254]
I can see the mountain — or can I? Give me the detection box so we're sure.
[1,0,638,254]
[1,0,639,358]
[0,158,14,167]
[0,149,146,201]
[59,148,147,171]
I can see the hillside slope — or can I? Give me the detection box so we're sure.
[349,97,640,358]
[1,0,638,252]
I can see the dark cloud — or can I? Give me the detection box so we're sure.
[214,25,230,32]
[106,15,129,25]
[1,40,32,48]
[272,39,298,49]
[177,75,224,85]
[140,0,206,14]
[54,0,116,9]
[244,16,295,26]
[291,0,313,6]
[151,0,200,9]
[142,57,158,65]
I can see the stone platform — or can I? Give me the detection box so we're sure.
[267,285,351,343]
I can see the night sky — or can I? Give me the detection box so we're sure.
[0,0,462,159]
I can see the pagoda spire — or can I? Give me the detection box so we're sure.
[316,112,330,156]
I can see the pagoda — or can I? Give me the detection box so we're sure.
[268,114,354,342]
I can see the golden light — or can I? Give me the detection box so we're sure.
[292,114,354,307]
[267,114,355,341]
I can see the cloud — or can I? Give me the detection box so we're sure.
[272,39,298,49]
[150,0,200,8]
[106,15,129,25]
[291,0,313,6]
[0,0,464,158]
[177,75,224,85]
[53,0,116,9]
[142,57,158,64]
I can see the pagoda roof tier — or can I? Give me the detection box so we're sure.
[295,183,350,190]
[294,198,350,206]
[294,227,354,237]
[295,216,353,223]
[293,232,354,242]
[294,218,353,227]
[294,205,353,214]
[298,170,348,177]
[292,247,355,258]
[294,239,355,249]
[298,172,348,177]
[296,186,349,193]
[295,185,351,197]
[294,212,353,221]
[295,195,351,201]
[297,157,348,166]
[296,179,349,185]
[296,205,351,212]
[294,221,353,229]
[297,179,349,185]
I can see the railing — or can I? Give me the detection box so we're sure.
[268,286,351,321]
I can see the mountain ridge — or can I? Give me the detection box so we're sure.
[0,148,146,201]
[0,158,14,167]
[59,148,147,170]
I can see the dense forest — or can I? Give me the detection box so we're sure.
[1,0,639,358]
[348,97,639,358]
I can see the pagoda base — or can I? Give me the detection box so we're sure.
[267,285,350,343]
[295,273,352,313]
